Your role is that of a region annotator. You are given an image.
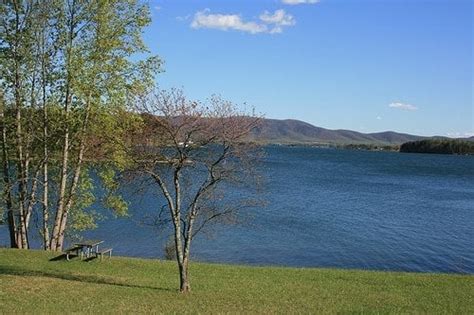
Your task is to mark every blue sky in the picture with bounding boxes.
[145,0,472,137]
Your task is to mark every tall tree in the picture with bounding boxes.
[0,0,39,249]
[133,89,261,293]
[0,0,160,250]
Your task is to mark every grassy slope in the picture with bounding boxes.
[0,249,472,314]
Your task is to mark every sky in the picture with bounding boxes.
[144,0,473,137]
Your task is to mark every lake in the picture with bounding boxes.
[1,146,473,273]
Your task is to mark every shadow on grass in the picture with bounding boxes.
[49,254,70,261]
[49,254,96,262]
[0,265,173,292]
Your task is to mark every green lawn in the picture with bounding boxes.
[0,249,472,314]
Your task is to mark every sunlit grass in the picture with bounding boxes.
[0,249,472,313]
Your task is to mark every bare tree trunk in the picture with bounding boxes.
[178,257,191,293]
[13,5,29,249]
[0,96,18,248]
[42,104,50,249]
[50,90,71,251]
[15,101,28,250]
[148,168,190,292]
[180,204,198,293]
[180,226,194,293]
[51,2,76,251]
[23,50,39,235]
[173,217,190,293]
[25,167,41,230]
[56,100,90,249]
[173,168,191,293]
[42,155,50,249]
[41,49,50,250]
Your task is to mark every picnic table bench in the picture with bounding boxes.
[96,248,113,261]
[65,245,83,261]
[74,240,104,259]
[63,240,112,261]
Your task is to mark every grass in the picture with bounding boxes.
[0,249,472,314]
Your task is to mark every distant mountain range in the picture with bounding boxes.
[249,118,473,145]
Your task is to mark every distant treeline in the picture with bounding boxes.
[338,143,399,152]
[400,139,474,155]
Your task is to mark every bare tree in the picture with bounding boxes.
[132,88,262,293]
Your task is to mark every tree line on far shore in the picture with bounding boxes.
[400,139,474,155]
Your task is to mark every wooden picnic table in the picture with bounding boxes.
[74,240,104,259]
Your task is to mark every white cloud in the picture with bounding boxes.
[389,102,418,111]
[376,116,382,120]
[260,9,295,26]
[153,5,161,11]
[190,9,295,34]
[282,0,320,5]
[191,9,266,34]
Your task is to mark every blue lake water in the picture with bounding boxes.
[1,146,473,273]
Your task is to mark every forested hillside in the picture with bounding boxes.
[400,139,474,155]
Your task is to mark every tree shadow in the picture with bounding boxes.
[0,265,173,292]
[50,254,105,262]
[49,254,70,261]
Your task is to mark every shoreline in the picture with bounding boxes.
[1,247,472,275]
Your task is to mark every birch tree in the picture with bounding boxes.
[48,0,160,251]
[0,0,41,248]
[0,0,160,250]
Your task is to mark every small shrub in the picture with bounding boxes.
[163,238,176,261]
